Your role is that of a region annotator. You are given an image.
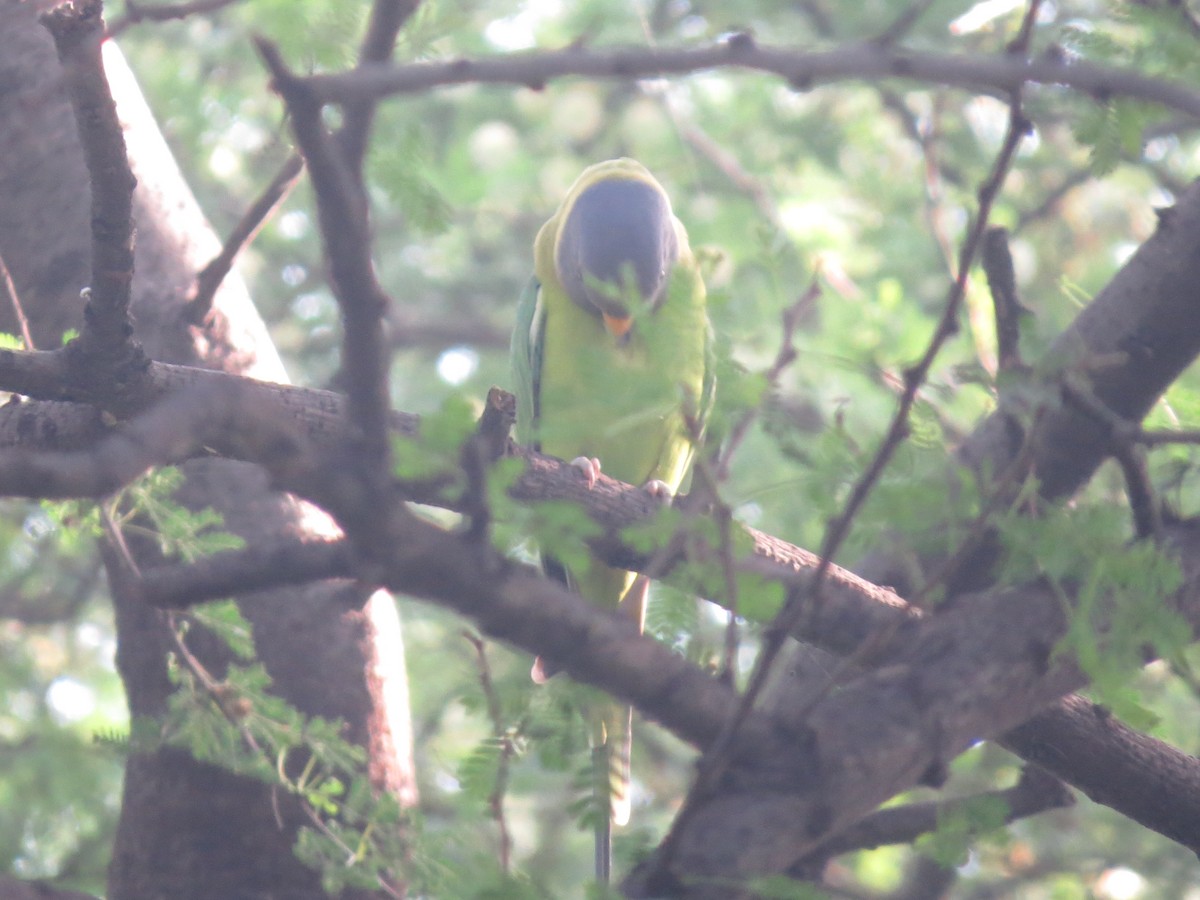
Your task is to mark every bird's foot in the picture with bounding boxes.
[642,479,674,503]
[570,456,602,488]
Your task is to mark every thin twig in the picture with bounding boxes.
[1134,427,1200,446]
[462,630,516,874]
[686,420,740,686]
[714,279,820,482]
[1013,167,1093,233]
[873,0,939,46]
[0,252,36,351]
[338,0,421,172]
[1112,441,1162,540]
[299,804,405,898]
[185,153,304,324]
[801,765,1073,862]
[908,408,1044,607]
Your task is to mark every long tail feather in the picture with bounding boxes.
[605,704,633,827]
[593,745,613,883]
[609,574,646,828]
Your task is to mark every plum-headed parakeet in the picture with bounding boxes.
[511,158,711,880]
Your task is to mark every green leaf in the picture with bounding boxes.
[918,794,1011,868]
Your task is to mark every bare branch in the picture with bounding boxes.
[184,153,304,324]
[1135,426,1200,446]
[958,184,1200,506]
[806,765,1073,861]
[713,281,819,482]
[305,40,1200,122]
[622,522,1200,894]
[106,0,243,37]
[257,38,394,485]
[1060,377,1164,539]
[873,0,939,46]
[138,538,354,608]
[339,0,421,171]
[462,630,516,874]
[0,252,36,350]
[0,379,310,500]
[41,1,147,390]
[1003,692,1200,851]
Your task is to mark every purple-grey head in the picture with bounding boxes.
[555,176,679,339]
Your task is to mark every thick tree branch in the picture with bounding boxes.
[623,522,1200,896]
[1001,691,1200,851]
[137,537,354,607]
[305,40,1200,121]
[0,380,310,500]
[42,1,148,396]
[959,183,1200,505]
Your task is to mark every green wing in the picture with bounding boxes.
[510,275,544,451]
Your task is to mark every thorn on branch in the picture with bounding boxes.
[1155,203,1178,232]
[724,30,756,54]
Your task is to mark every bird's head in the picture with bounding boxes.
[554,171,679,341]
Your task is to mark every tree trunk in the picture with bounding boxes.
[0,3,417,897]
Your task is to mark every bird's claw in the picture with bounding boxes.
[571,456,602,488]
[643,479,674,503]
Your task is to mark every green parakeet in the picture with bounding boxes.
[511,158,711,879]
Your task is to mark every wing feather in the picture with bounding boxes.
[511,276,545,450]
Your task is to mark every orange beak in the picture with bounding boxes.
[602,313,633,339]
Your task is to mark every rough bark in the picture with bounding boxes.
[0,3,415,897]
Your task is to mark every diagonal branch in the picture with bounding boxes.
[184,153,304,324]
[803,765,1074,862]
